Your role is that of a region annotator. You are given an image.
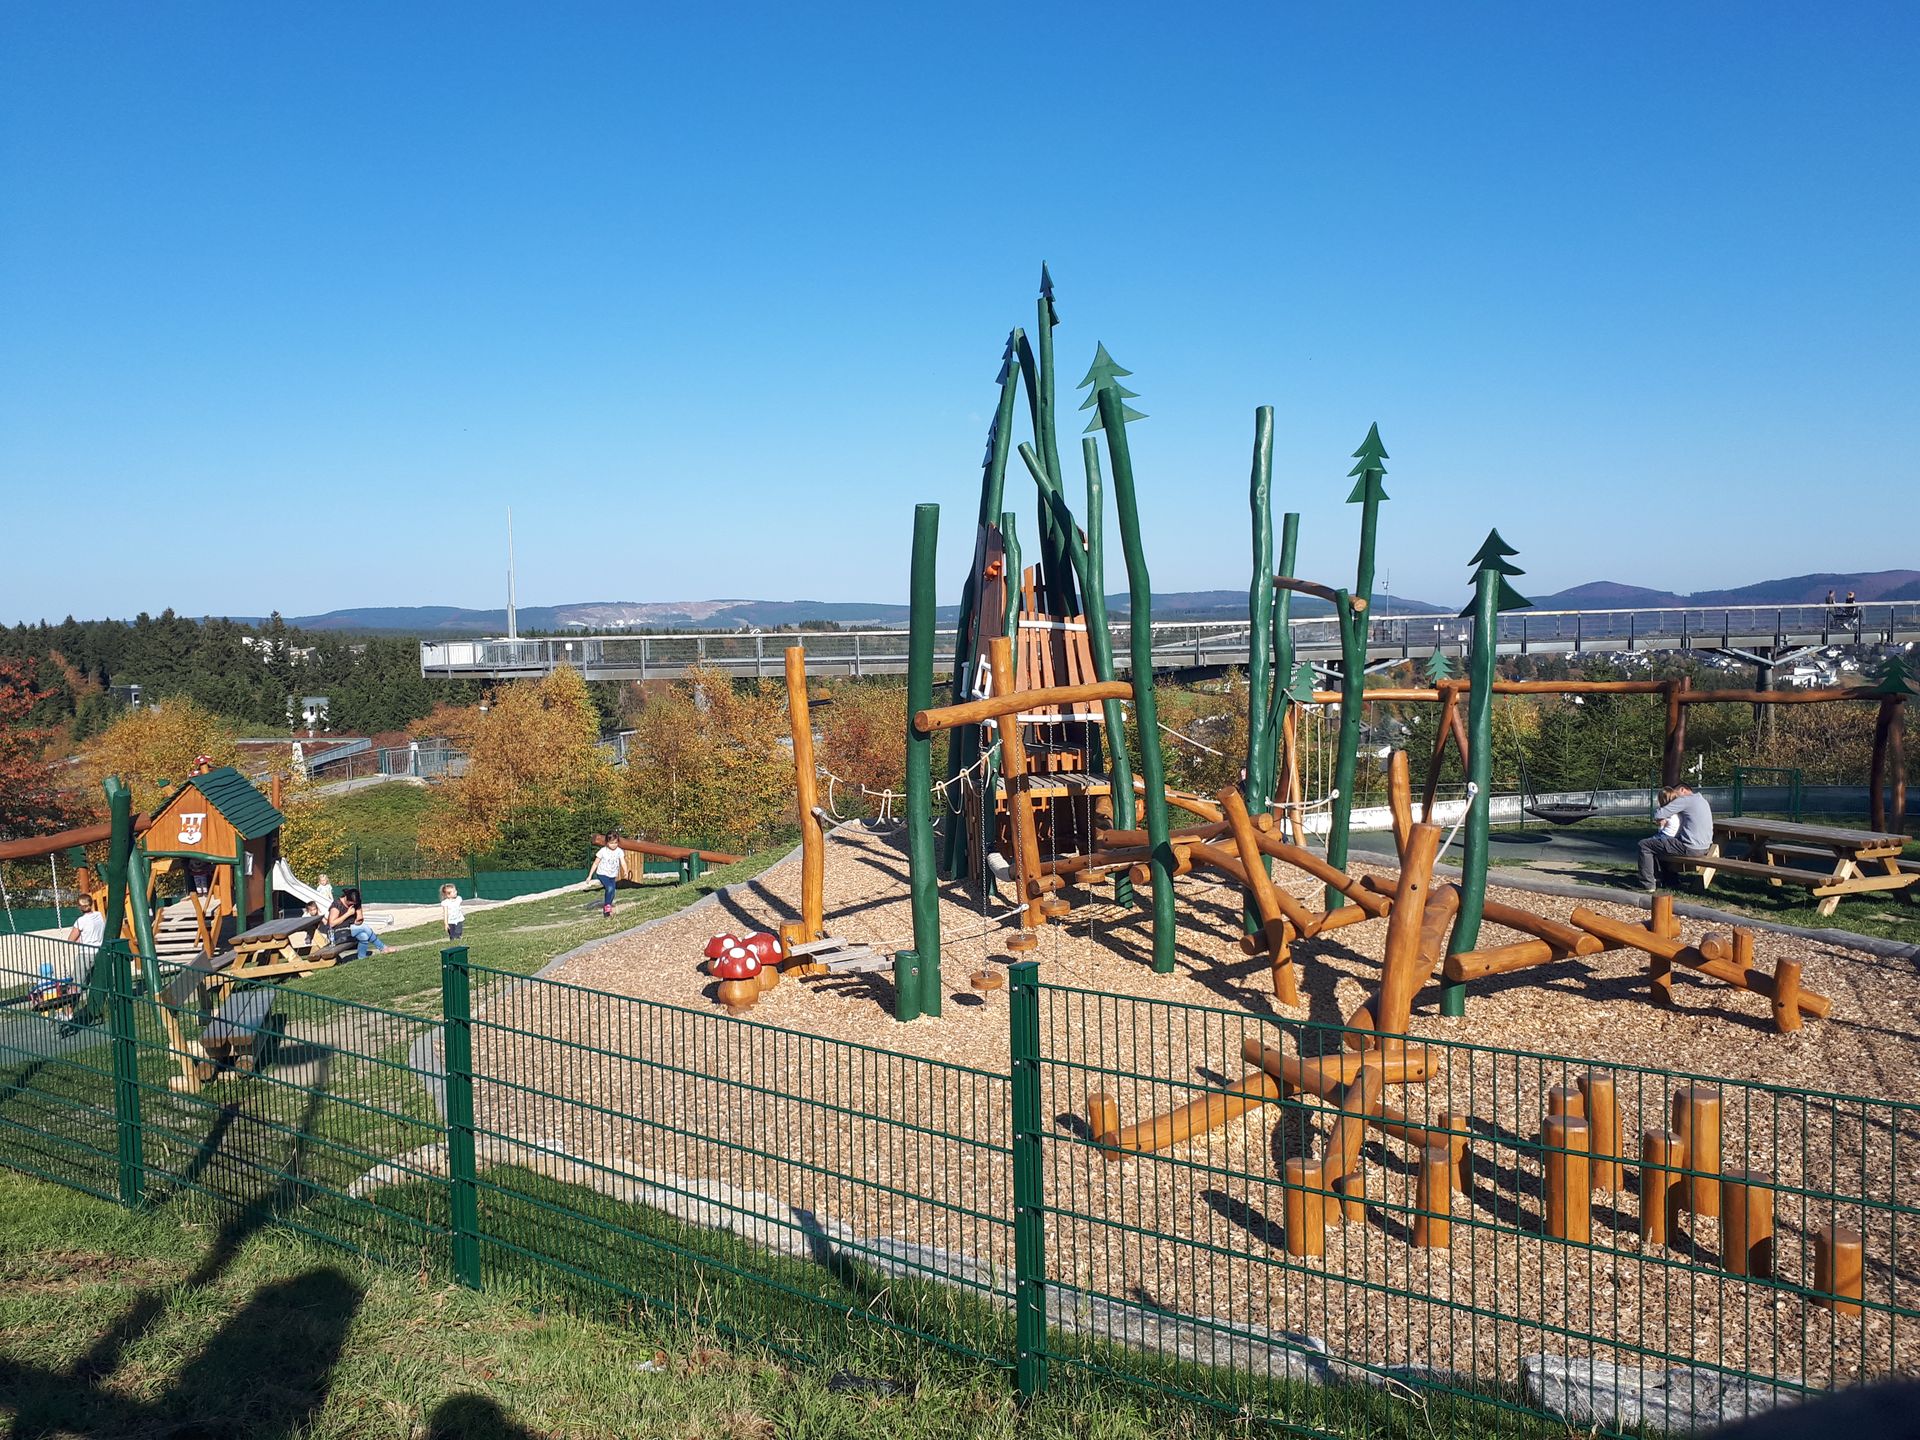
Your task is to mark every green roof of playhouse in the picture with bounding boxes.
[153,766,285,840]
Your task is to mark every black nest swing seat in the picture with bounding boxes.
[1517,762,1601,825]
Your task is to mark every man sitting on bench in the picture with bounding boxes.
[1639,784,1713,891]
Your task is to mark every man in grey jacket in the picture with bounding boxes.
[1638,784,1714,890]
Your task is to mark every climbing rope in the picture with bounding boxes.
[817,740,1002,825]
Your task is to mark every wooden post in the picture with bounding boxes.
[1720,1170,1774,1279]
[1577,1074,1623,1192]
[1421,685,1460,823]
[1771,955,1803,1035]
[1324,1062,1386,1185]
[1218,786,1304,1004]
[1096,382,1175,970]
[1649,892,1676,1005]
[269,774,284,811]
[1640,1130,1683,1245]
[1546,1084,1585,1123]
[1374,821,1443,1037]
[1386,749,1413,860]
[904,503,943,1017]
[1543,1114,1591,1243]
[1414,1144,1452,1249]
[1086,1092,1120,1150]
[782,647,825,953]
[1281,705,1304,845]
[1672,1086,1722,1217]
[1662,676,1691,788]
[1438,1109,1471,1194]
[1283,1157,1326,1257]
[1814,1224,1863,1315]
[1334,1172,1366,1224]
[990,634,1046,945]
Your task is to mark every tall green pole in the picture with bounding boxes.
[1244,408,1276,810]
[1267,512,1302,762]
[1441,529,1530,1017]
[1243,409,1276,932]
[1034,266,1074,616]
[941,333,1025,881]
[1326,425,1390,902]
[971,510,1022,903]
[1094,370,1173,973]
[75,776,134,1025]
[1081,438,1134,907]
[904,503,942,1019]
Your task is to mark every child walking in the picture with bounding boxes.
[440,883,465,941]
[588,833,623,917]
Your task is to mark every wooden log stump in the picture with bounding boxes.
[1334,1171,1366,1225]
[1414,1144,1452,1249]
[1672,1086,1722,1217]
[1640,1129,1683,1245]
[1544,1114,1592,1243]
[1771,951,1803,1035]
[1720,1170,1775,1279]
[1546,1084,1585,1123]
[1438,1109,1471,1194]
[1283,1158,1327,1257]
[1577,1074,1623,1193]
[1087,1092,1120,1152]
[1814,1224,1863,1315]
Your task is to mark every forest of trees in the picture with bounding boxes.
[0,612,480,739]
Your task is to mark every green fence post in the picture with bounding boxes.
[352,844,361,891]
[105,939,144,1209]
[1007,960,1048,1398]
[468,855,479,900]
[905,501,943,1019]
[441,945,482,1289]
[688,851,706,883]
[892,951,922,1024]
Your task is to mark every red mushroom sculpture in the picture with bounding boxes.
[741,931,781,991]
[712,943,763,1013]
[703,933,740,975]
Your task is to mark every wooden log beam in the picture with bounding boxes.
[1273,575,1367,612]
[1248,834,1390,917]
[1095,819,1231,849]
[1089,1069,1281,1159]
[1216,788,1316,980]
[614,837,745,865]
[988,635,1047,932]
[1386,750,1413,859]
[915,678,1135,733]
[1240,1037,1436,1093]
[1677,687,1876,706]
[1372,822,1443,1038]
[1130,777,1225,822]
[1477,898,1605,955]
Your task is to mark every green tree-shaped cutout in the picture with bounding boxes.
[1871,652,1919,698]
[1424,648,1458,683]
[1077,342,1146,433]
[1345,421,1390,505]
[1459,528,1531,616]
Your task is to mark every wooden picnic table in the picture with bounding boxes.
[1676,816,1916,916]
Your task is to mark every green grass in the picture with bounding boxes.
[307,780,444,861]
[0,1161,1559,1440]
[286,848,787,1012]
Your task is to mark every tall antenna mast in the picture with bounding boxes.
[506,508,518,640]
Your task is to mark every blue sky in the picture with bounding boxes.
[2,3,1914,624]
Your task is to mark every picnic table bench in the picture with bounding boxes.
[154,913,349,1092]
[1667,817,1917,916]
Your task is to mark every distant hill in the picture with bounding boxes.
[210,568,1916,635]
[1532,569,1920,610]
[281,589,1455,634]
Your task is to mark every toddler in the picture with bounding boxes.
[440,884,466,941]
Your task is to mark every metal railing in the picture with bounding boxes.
[2,943,1911,1434]
[420,603,1920,681]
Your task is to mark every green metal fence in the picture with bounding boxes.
[1,938,1912,1435]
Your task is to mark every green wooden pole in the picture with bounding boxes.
[1244,410,1277,807]
[1243,408,1276,931]
[941,334,1025,881]
[1035,267,1075,616]
[126,847,160,994]
[1081,438,1134,907]
[1325,592,1364,906]
[1442,530,1530,1017]
[1326,426,1389,904]
[1097,382,1174,972]
[904,502,942,1019]
[441,945,482,1287]
[1267,512,1301,766]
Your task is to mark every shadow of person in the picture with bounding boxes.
[425,1393,546,1439]
[159,1267,364,1440]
